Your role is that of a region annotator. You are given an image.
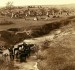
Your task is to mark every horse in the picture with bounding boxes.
[18,44,34,62]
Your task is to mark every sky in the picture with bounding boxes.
[0,0,75,7]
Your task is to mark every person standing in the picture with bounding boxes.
[2,48,10,65]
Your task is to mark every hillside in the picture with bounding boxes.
[37,17,75,70]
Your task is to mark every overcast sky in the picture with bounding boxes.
[0,0,75,7]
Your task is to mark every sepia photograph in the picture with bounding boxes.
[0,0,75,70]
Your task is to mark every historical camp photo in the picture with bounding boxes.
[0,0,75,70]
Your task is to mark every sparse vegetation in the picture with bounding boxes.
[37,21,75,70]
[38,34,75,70]
[0,20,14,25]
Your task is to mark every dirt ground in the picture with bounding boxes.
[0,54,39,70]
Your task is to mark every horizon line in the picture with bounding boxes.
[0,3,75,8]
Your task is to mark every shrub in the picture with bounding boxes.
[41,40,50,50]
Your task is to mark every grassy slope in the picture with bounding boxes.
[37,20,75,70]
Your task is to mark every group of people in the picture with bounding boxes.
[13,42,34,62]
[1,42,34,65]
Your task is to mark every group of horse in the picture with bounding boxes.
[13,43,35,62]
[1,42,37,63]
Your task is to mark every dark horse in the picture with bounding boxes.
[10,43,34,62]
[19,44,34,62]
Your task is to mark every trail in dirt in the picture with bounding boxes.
[24,29,61,44]
[14,56,39,70]
[24,29,75,45]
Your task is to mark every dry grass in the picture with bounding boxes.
[38,34,75,70]
[37,20,75,70]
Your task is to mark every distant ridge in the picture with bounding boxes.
[0,4,75,9]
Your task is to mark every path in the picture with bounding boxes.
[14,55,39,70]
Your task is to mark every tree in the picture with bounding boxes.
[6,1,14,10]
